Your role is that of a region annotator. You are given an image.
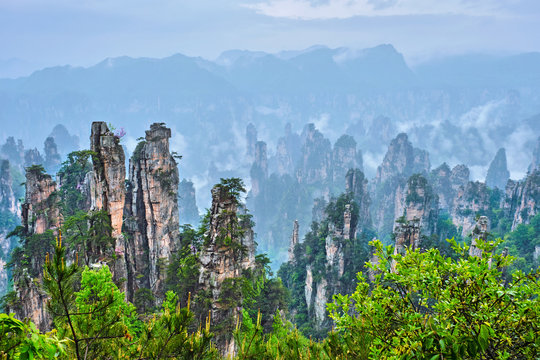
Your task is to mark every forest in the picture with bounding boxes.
[0,120,538,359]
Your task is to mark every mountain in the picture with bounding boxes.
[1,44,539,215]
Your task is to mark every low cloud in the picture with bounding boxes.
[245,0,501,20]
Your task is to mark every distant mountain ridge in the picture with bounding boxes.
[1,43,539,212]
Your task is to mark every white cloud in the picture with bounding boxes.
[245,0,502,20]
[170,130,188,155]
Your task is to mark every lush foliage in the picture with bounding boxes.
[278,192,372,337]
[56,151,95,217]
[0,313,66,359]
[328,239,540,359]
[61,210,114,266]
[39,233,218,360]
[502,212,540,273]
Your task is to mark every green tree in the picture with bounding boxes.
[56,150,95,217]
[61,210,114,266]
[42,233,138,360]
[128,291,218,360]
[0,313,66,359]
[328,239,540,359]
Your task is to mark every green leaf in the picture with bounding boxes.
[439,339,446,351]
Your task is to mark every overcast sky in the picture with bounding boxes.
[1,0,540,71]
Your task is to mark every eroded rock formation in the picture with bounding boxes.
[304,197,361,330]
[345,168,371,229]
[87,122,128,290]
[245,123,257,160]
[43,137,61,173]
[430,163,470,210]
[288,220,299,263]
[250,141,268,198]
[178,179,199,226]
[0,160,20,296]
[503,170,540,230]
[395,174,439,237]
[198,183,256,354]
[371,133,430,237]
[274,123,301,177]
[24,148,43,168]
[88,122,126,242]
[332,135,361,184]
[124,123,180,299]
[486,148,510,190]
[9,166,60,331]
[296,123,332,186]
[469,216,489,258]
[451,181,491,237]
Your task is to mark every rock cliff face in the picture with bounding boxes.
[245,123,257,160]
[11,166,60,331]
[87,122,128,290]
[297,123,332,186]
[392,219,421,270]
[395,174,439,237]
[0,160,19,217]
[345,169,371,229]
[430,163,470,210]
[198,184,256,354]
[503,170,540,230]
[88,122,126,242]
[486,148,510,190]
[451,181,491,237]
[24,148,43,168]
[332,135,361,185]
[22,167,60,235]
[178,179,200,226]
[371,133,430,237]
[469,216,489,258]
[275,137,294,176]
[250,141,268,198]
[124,123,180,299]
[302,198,361,330]
[43,137,61,173]
[274,123,301,176]
[1,137,24,166]
[7,122,184,327]
[288,220,299,263]
[0,160,20,296]
[374,133,429,185]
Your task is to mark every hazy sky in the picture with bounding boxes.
[1,0,540,70]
